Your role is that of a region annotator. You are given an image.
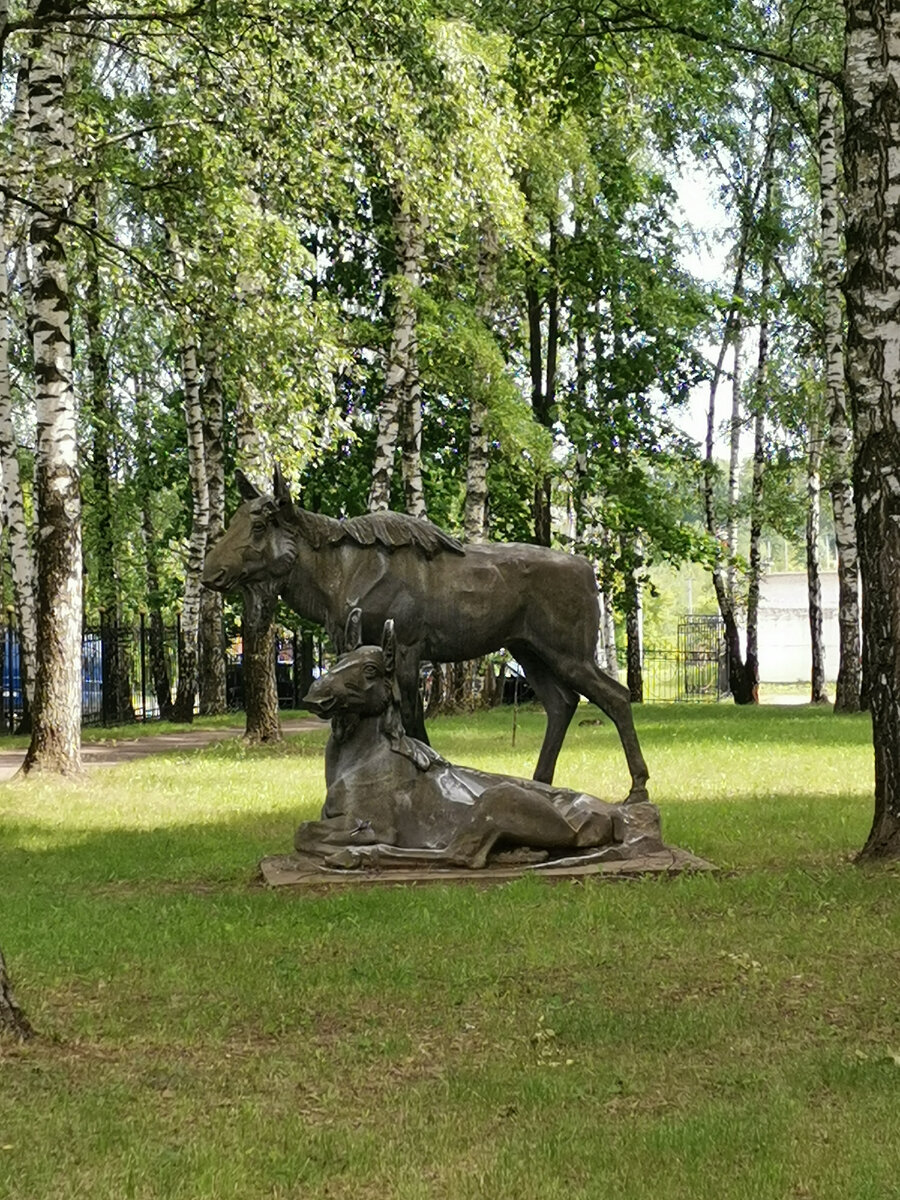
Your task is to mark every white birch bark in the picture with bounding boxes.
[725,330,743,605]
[235,378,268,491]
[806,402,828,704]
[464,220,499,543]
[369,187,423,513]
[199,333,226,715]
[818,78,861,714]
[169,234,209,722]
[843,1,900,856]
[0,228,36,715]
[21,14,82,774]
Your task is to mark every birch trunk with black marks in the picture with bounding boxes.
[705,117,777,705]
[843,2,900,858]
[725,329,744,606]
[369,188,423,514]
[705,252,754,704]
[464,220,499,544]
[807,401,829,704]
[198,333,226,715]
[527,213,559,548]
[745,217,773,703]
[235,378,268,490]
[170,239,209,723]
[0,227,36,723]
[818,78,862,714]
[21,13,82,775]
[401,357,426,518]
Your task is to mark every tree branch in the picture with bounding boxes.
[0,184,176,294]
[536,5,841,87]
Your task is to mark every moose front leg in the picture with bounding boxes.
[396,648,430,745]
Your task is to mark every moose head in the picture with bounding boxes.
[202,465,297,593]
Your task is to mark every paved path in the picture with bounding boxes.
[0,718,322,782]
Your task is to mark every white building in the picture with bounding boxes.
[757,571,842,683]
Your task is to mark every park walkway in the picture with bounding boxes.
[0,718,321,782]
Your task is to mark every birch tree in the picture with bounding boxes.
[169,235,208,724]
[817,78,861,713]
[843,0,900,859]
[21,8,82,775]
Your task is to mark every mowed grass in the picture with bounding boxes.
[2,703,898,1200]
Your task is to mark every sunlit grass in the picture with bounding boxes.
[2,702,895,1200]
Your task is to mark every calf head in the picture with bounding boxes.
[202,466,297,593]
[304,612,400,720]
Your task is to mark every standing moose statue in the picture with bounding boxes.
[202,466,649,800]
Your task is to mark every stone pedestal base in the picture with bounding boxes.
[258,845,716,891]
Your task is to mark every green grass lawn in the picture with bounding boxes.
[2,703,897,1200]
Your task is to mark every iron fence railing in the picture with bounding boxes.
[0,614,730,731]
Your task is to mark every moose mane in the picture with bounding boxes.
[285,506,465,559]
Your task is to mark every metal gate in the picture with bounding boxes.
[677,615,730,701]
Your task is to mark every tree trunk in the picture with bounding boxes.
[624,567,643,704]
[807,404,829,704]
[21,15,83,776]
[170,238,209,724]
[725,328,744,605]
[400,361,426,518]
[843,2,900,858]
[704,114,777,705]
[818,78,862,714]
[198,333,227,715]
[0,945,33,1042]
[528,213,559,547]
[464,220,499,543]
[745,212,773,704]
[242,584,281,744]
[369,187,423,513]
[0,226,36,722]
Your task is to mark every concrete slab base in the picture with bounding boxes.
[258,846,717,891]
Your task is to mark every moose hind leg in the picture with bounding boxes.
[509,643,578,785]
[556,658,649,803]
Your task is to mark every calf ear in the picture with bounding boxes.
[236,469,261,501]
[273,464,292,507]
[344,607,363,652]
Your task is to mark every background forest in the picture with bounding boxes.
[0,0,862,751]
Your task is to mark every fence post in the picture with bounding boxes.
[292,629,299,709]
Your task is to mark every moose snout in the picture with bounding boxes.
[201,563,228,590]
[302,679,338,717]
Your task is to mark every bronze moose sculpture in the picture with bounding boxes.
[202,466,649,800]
[294,612,662,871]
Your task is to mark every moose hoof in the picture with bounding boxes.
[624,787,650,806]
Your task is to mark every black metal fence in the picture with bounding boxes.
[0,613,730,731]
[0,619,324,731]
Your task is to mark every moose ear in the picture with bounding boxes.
[381,619,396,675]
[273,464,292,507]
[344,607,363,652]
[236,469,261,502]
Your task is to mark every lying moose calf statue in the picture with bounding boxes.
[295,611,663,872]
